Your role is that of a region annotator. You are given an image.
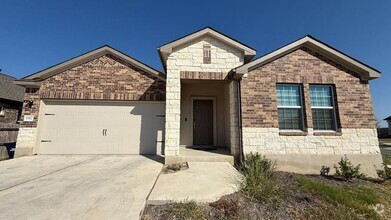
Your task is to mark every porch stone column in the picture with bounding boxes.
[164,65,181,156]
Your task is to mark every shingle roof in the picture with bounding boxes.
[0,73,25,102]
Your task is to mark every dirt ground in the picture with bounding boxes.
[142,172,391,220]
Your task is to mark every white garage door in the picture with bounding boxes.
[38,101,165,155]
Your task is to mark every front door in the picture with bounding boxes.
[193,100,213,145]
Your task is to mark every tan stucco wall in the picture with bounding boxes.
[165,36,245,156]
[180,82,229,147]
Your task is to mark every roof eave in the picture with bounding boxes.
[14,80,42,88]
[234,36,380,81]
[22,45,166,82]
[157,27,257,70]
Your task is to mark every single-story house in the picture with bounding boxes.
[14,27,382,175]
[0,73,25,159]
[384,116,391,137]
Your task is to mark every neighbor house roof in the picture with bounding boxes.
[233,35,381,80]
[384,116,391,121]
[0,73,25,102]
[157,26,257,71]
[14,45,166,87]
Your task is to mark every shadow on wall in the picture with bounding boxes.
[130,81,166,156]
[130,105,165,155]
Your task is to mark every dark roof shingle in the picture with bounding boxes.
[0,73,25,102]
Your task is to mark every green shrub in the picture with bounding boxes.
[376,158,391,180]
[334,155,365,180]
[238,153,279,203]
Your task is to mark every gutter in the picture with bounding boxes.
[229,69,244,164]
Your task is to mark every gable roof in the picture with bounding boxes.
[233,35,381,80]
[15,45,166,87]
[157,27,257,70]
[0,73,25,102]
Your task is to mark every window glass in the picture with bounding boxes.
[310,86,332,107]
[277,84,303,130]
[277,85,301,106]
[309,85,336,130]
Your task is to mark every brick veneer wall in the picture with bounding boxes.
[19,54,166,129]
[241,46,376,129]
[19,88,40,128]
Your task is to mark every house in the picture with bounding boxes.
[14,27,382,175]
[0,73,25,159]
[385,116,391,137]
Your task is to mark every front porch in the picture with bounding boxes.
[165,146,234,165]
[165,79,238,164]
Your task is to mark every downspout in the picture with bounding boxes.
[235,76,244,164]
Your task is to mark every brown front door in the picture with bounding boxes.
[193,100,214,145]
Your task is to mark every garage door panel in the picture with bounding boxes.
[38,101,165,155]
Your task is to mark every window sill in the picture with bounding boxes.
[313,131,342,136]
[279,131,308,136]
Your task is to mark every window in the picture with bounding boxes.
[309,85,337,130]
[203,44,211,64]
[276,84,304,130]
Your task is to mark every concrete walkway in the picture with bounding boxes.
[148,162,241,204]
[0,155,162,220]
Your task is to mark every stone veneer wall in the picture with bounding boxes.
[15,54,166,157]
[239,46,381,175]
[242,128,379,155]
[165,36,244,156]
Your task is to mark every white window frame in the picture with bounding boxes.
[276,84,305,131]
[309,85,338,131]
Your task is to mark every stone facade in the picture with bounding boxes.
[242,128,379,155]
[16,54,166,156]
[165,36,244,156]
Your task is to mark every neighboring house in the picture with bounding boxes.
[14,27,382,175]
[385,116,391,136]
[0,73,25,159]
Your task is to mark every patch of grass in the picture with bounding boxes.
[297,176,381,219]
[164,201,206,220]
[304,203,362,220]
[379,138,391,145]
[238,153,279,203]
[383,157,391,165]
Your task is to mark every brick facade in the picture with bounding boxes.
[19,88,40,128]
[0,104,20,124]
[241,46,376,129]
[19,54,166,129]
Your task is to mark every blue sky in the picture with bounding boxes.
[1,0,390,126]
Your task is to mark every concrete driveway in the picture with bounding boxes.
[0,155,163,220]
